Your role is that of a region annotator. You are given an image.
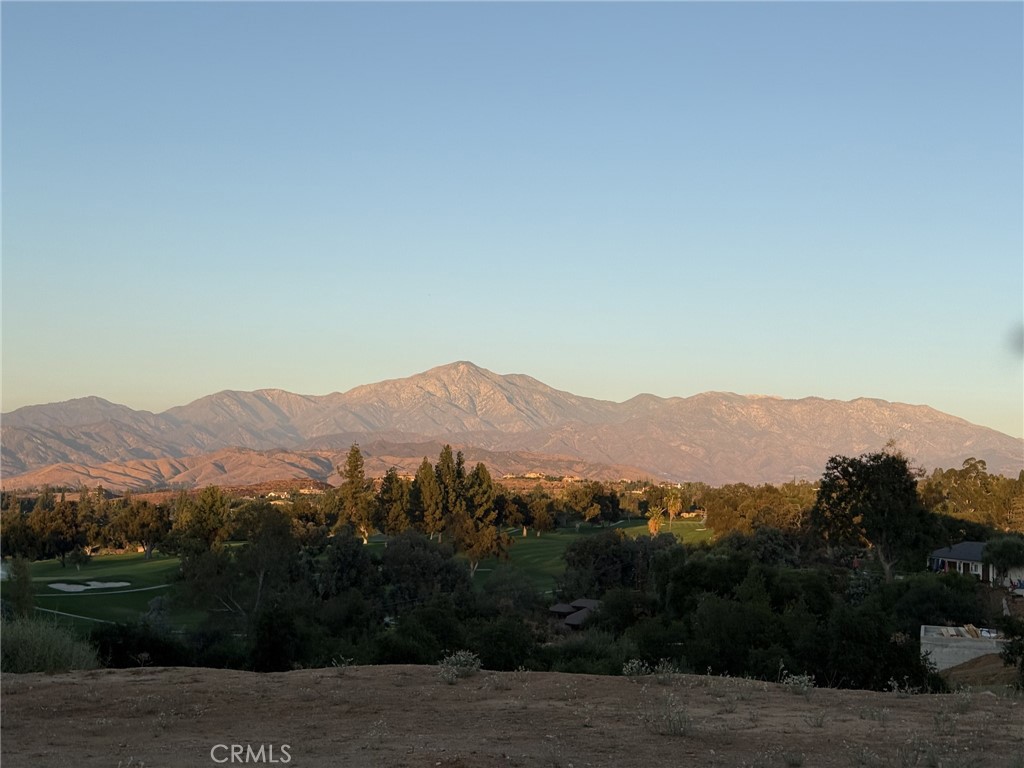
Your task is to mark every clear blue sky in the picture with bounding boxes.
[3,2,1022,438]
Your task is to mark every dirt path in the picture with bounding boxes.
[2,665,1022,767]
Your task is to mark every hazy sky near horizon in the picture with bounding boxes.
[2,2,1022,438]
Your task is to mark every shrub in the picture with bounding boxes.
[781,671,815,696]
[468,616,537,671]
[6,557,35,617]
[653,658,681,684]
[90,621,190,667]
[373,623,441,666]
[544,629,630,675]
[622,658,652,677]
[437,650,481,683]
[637,692,692,736]
[249,606,301,672]
[1,617,99,673]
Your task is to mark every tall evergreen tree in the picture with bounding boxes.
[172,486,231,555]
[434,445,466,544]
[456,462,510,577]
[412,457,444,541]
[337,444,377,544]
[378,467,413,535]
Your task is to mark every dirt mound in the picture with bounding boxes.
[2,665,1023,767]
[942,652,1020,688]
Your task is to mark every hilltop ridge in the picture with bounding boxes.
[2,361,1021,490]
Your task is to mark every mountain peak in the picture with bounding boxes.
[3,365,1022,488]
[424,360,491,378]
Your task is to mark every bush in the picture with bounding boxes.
[544,629,629,675]
[480,566,543,615]
[591,588,656,634]
[373,623,441,665]
[1,617,99,673]
[626,617,687,667]
[189,626,249,669]
[781,671,816,696]
[437,650,481,684]
[622,658,652,677]
[999,615,1024,687]
[637,692,692,736]
[90,621,190,667]
[6,557,35,617]
[468,616,538,671]
[249,606,301,672]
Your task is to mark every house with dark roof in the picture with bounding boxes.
[929,541,990,582]
[928,541,1024,594]
[549,598,602,629]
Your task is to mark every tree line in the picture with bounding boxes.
[2,448,1021,577]
[4,445,1024,686]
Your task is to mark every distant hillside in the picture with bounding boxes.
[2,361,1021,489]
[2,442,655,493]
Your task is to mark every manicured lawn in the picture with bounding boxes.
[1,519,714,629]
[29,552,179,588]
[474,518,714,592]
[2,553,182,630]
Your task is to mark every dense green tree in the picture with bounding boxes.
[662,547,753,618]
[434,445,466,543]
[7,557,35,617]
[494,491,529,537]
[1,496,38,560]
[810,451,933,581]
[455,463,511,577]
[824,599,941,691]
[171,486,232,556]
[112,498,171,559]
[377,468,413,535]
[286,495,331,548]
[411,457,444,541]
[178,504,306,638]
[468,615,538,671]
[560,529,674,597]
[561,481,621,525]
[72,487,112,549]
[378,531,472,614]
[919,460,1024,533]
[235,505,304,618]
[528,496,555,536]
[317,528,381,599]
[702,482,815,537]
[686,571,778,676]
[983,535,1024,583]
[28,491,86,567]
[336,444,378,543]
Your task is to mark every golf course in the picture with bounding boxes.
[4,519,713,631]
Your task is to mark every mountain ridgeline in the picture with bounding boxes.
[2,362,1021,491]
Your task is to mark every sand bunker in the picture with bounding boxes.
[48,581,130,592]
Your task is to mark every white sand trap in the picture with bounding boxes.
[48,581,130,592]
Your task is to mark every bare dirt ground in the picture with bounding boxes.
[2,665,1022,768]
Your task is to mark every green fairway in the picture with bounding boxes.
[474,519,714,593]
[2,553,181,630]
[1,520,713,630]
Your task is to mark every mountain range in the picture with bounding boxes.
[1,361,1021,491]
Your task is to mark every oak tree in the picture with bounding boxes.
[811,451,932,581]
